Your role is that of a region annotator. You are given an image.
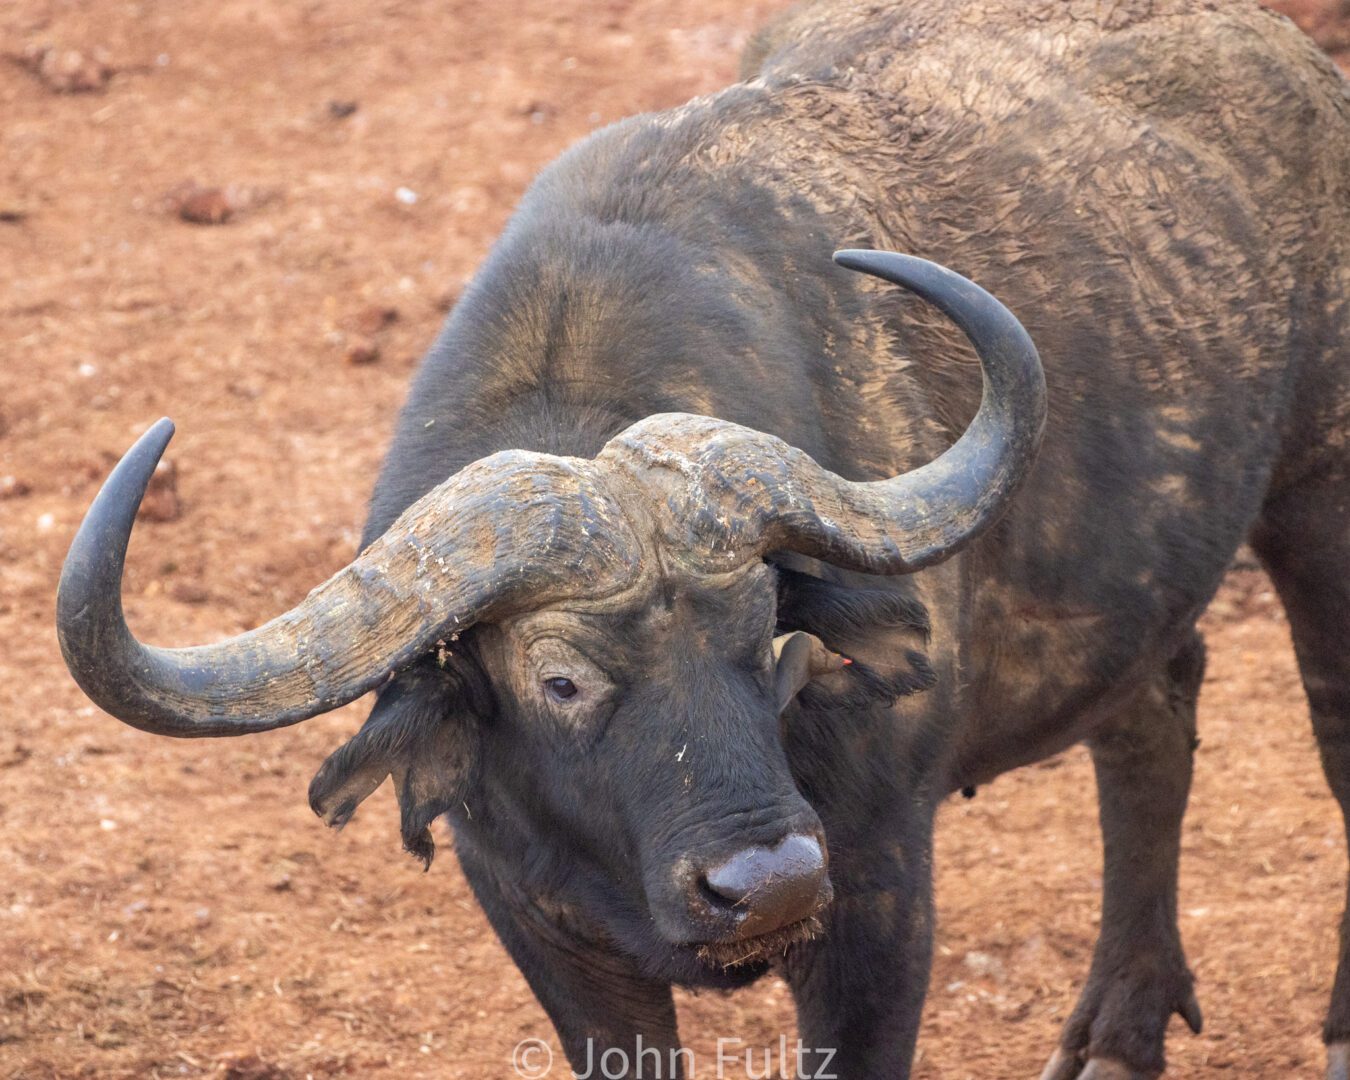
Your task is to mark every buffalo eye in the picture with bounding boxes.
[543,676,578,702]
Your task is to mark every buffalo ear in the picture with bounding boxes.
[772,632,848,713]
[773,563,936,711]
[308,656,483,869]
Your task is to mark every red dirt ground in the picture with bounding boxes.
[2,2,1348,1077]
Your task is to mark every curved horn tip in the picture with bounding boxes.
[832,249,960,288]
[139,416,177,455]
[832,247,877,268]
[61,416,177,569]
[60,414,176,548]
[56,417,177,681]
[101,417,178,489]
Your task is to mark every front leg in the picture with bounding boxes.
[1040,632,1205,1080]
[784,814,935,1079]
[458,848,684,1080]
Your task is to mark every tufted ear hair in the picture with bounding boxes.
[308,654,485,869]
[774,563,936,712]
[772,632,849,713]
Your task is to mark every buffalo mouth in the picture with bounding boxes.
[694,912,825,970]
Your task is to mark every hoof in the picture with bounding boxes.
[1329,1042,1350,1080]
[1040,1048,1159,1080]
[1045,962,1199,1078]
[1040,1048,1082,1080]
[1078,1062,1157,1080]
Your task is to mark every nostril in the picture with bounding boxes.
[698,834,827,935]
[699,873,742,911]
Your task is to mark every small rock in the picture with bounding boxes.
[137,459,181,522]
[352,305,399,336]
[36,512,55,533]
[518,99,556,124]
[345,336,381,365]
[268,873,292,892]
[221,1055,289,1080]
[0,203,28,224]
[436,286,461,313]
[23,45,115,93]
[171,184,233,225]
[963,950,1005,980]
[169,581,209,605]
[226,381,263,400]
[165,182,277,225]
[0,476,31,500]
[327,99,358,119]
[394,186,419,206]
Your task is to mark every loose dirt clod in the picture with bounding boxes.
[18,44,115,93]
[164,182,278,225]
[352,305,400,336]
[220,1055,293,1080]
[168,581,209,605]
[168,184,234,225]
[0,475,32,499]
[345,336,382,365]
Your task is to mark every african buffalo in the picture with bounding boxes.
[57,0,1349,1076]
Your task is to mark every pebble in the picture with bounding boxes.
[24,45,115,93]
[169,581,209,605]
[345,336,381,365]
[0,476,31,500]
[352,305,399,336]
[173,185,233,225]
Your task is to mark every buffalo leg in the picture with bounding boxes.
[1042,632,1205,1080]
[1252,478,1350,1080]
[458,849,685,1080]
[783,814,935,1079]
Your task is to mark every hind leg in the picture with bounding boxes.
[1251,476,1350,1080]
[1041,631,1205,1080]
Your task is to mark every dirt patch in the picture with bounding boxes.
[1,1,1347,1077]
[1270,0,1350,67]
